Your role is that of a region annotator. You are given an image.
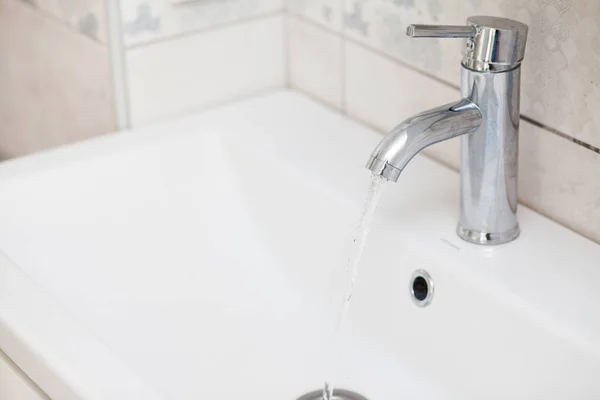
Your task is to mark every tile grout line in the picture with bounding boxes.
[339,0,347,114]
[16,0,105,46]
[283,4,291,88]
[340,34,347,114]
[288,12,600,156]
[106,0,131,130]
[126,10,283,50]
[521,115,600,154]
[292,84,389,138]
[290,13,460,89]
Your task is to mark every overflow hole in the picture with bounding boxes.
[410,270,434,307]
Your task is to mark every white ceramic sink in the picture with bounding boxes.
[0,91,599,400]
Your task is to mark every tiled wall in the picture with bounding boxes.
[286,0,600,244]
[0,0,116,159]
[0,0,287,156]
[3,0,598,244]
[119,0,285,126]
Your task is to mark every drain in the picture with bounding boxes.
[410,269,434,307]
[296,389,369,400]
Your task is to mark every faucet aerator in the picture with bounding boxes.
[366,156,401,182]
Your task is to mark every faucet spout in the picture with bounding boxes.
[366,99,481,182]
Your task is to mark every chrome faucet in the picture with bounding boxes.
[367,16,528,245]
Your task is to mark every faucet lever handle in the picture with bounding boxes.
[406,24,476,38]
[406,17,528,72]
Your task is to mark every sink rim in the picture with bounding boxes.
[0,90,599,399]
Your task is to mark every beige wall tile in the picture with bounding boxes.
[341,0,600,149]
[344,39,461,168]
[23,0,109,43]
[501,0,600,149]
[0,0,115,159]
[121,0,284,47]
[343,40,600,243]
[520,121,600,243]
[126,15,285,126]
[344,40,458,131]
[287,0,343,31]
[342,0,473,87]
[288,16,343,108]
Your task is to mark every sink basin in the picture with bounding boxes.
[0,90,599,399]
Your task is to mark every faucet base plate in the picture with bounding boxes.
[457,224,520,245]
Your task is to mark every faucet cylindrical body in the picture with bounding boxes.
[457,66,521,245]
